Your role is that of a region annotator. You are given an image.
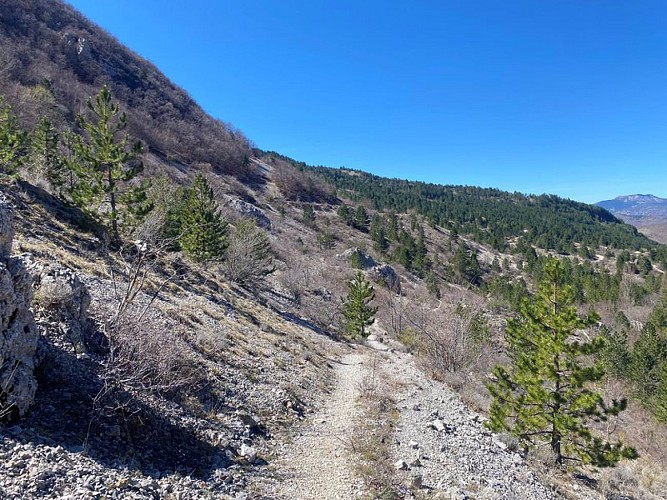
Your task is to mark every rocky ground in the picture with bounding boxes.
[242,331,601,500]
[247,351,368,499]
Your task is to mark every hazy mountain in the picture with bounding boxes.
[596,194,667,244]
[597,194,667,219]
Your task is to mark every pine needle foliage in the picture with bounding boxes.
[178,173,228,262]
[70,85,146,243]
[487,259,637,467]
[222,218,274,285]
[30,117,66,196]
[341,271,378,340]
[0,96,27,175]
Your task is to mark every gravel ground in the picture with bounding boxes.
[247,350,368,499]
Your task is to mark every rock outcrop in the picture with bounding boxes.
[32,263,91,354]
[227,199,272,230]
[337,248,377,269]
[370,264,401,294]
[0,193,39,417]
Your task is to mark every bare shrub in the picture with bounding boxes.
[96,240,200,398]
[272,159,336,203]
[396,287,489,376]
[221,218,274,286]
[196,323,230,355]
[104,312,202,394]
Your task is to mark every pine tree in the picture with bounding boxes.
[628,322,667,401]
[370,214,388,253]
[302,204,315,225]
[179,174,228,262]
[30,118,66,196]
[0,96,27,175]
[487,259,637,467]
[354,205,370,232]
[653,362,667,423]
[71,85,145,243]
[341,271,378,339]
[337,204,353,226]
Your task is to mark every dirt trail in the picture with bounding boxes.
[255,349,368,499]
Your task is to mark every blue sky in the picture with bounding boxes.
[65,1,667,203]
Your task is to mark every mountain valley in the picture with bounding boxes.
[1,2,667,499]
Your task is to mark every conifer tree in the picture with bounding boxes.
[487,259,637,467]
[341,271,378,339]
[71,85,145,243]
[354,205,370,232]
[0,96,27,175]
[30,117,66,196]
[179,174,227,262]
[302,204,315,225]
[222,218,274,285]
[386,211,399,241]
[628,322,667,401]
[370,214,388,253]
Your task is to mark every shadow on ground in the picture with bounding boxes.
[20,339,232,478]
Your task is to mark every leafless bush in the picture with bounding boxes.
[103,312,202,394]
[397,288,489,376]
[272,159,336,203]
[97,240,200,398]
[196,323,230,355]
[221,218,274,287]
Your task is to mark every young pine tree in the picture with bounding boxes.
[487,259,637,467]
[341,271,378,340]
[179,174,228,262]
[30,118,67,196]
[370,214,388,254]
[71,85,145,243]
[0,96,27,175]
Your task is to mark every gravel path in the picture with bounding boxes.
[251,350,368,499]
[249,334,600,500]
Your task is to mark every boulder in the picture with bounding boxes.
[226,199,272,230]
[337,248,377,269]
[0,194,39,417]
[370,264,401,293]
[32,262,91,354]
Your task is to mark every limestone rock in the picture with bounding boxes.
[370,264,401,293]
[337,248,377,269]
[227,199,272,230]
[0,195,39,417]
[394,459,409,471]
[32,262,91,353]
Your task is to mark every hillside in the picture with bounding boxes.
[0,0,253,181]
[2,1,667,500]
[306,164,655,253]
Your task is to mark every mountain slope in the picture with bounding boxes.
[304,163,655,252]
[0,0,253,179]
[1,2,666,499]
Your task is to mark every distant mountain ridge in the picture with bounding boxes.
[597,194,667,219]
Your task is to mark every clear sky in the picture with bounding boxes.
[64,0,667,204]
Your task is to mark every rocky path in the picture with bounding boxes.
[249,333,602,500]
[249,350,368,499]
